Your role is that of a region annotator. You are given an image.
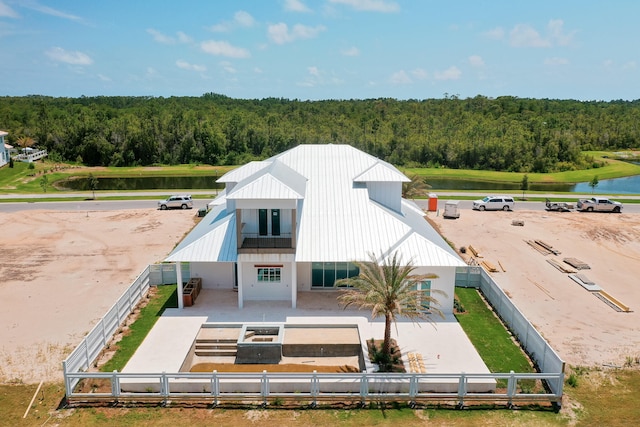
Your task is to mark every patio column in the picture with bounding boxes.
[237,262,244,309]
[176,262,184,309]
[291,261,297,309]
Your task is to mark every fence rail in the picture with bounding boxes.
[62,263,565,408]
[64,370,563,408]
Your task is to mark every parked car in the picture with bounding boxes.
[472,195,515,211]
[158,195,193,210]
[576,197,622,213]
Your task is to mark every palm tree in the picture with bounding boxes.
[335,252,445,369]
[15,136,35,153]
[402,173,431,200]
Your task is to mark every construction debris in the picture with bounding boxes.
[525,240,553,255]
[498,260,506,272]
[594,290,632,313]
[535,240,561,255]
[564,257,590,270]
[468,245,482,258]
[568,273,602,291]
[547,258,576,273]
[481,260,499,272]
[511,219,525,226]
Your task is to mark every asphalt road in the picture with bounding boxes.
[1,195,638,213]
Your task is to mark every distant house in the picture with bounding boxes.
[165,144,466,310]
[0,131,10,167]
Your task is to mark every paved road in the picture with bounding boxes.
[1,192,638,213]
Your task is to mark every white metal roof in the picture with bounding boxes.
[166,144,464,267]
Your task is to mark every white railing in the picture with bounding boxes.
[64,370,563,408]
[12,149,48,162]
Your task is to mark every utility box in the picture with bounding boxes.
[427,193,438,212]
[443,200,460,219]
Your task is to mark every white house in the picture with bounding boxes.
[165,144,466,312]
[0,131,10,167]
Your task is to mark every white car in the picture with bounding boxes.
[472,195,515,211]
[158,195,193,210]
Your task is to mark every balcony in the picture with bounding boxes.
[239,233,294,253]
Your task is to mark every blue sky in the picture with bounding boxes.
[1,0,638,101]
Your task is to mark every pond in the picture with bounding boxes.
[56,175,225,191]
[57,174,640,194]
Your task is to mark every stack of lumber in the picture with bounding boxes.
[481,260,499,272]
[564,257,590,270]
[547,258,576,273]
[535,240,561,255]
[525,240,552,255]
[468,245,482,258]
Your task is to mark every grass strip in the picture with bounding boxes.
[454,287,534,386]
[100,284,177,372]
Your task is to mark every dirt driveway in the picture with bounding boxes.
[431,209,640,368]
[0,208,197,383]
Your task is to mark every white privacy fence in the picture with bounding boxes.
[62,264,564,407]
[455,266,566,395]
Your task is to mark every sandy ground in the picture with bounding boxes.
[0,208,197,384]
[1,205,638,384]
[430,209,640,368]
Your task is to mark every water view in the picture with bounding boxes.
[57,174,640,194]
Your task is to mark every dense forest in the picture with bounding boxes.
[1,94,639,172]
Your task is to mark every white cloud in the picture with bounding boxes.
[0,1,19,18]
[284,0,311,12]
[201,40,251,58]
[390,70,411,84]
[177,31,193,44]
[510,24,549,48]
[234,11,255,27]
[468,55,485,67]
[268,22,325,44]
[221,61,237,73]
[176,60,207,72]
[45,47,93,65]
[308,66,320,77]
[341,46,360,56]
[544,57,569,66]
[484,27,505,40]
[434,66,461,80]
[210,10,255,32]
[329,0,399,12]
[147,29,192,45]
[507,20,575,48]
[623,61,637,70]
[254,67,263,74]
[410,68,428,80]
[97,74,111,81]
[21,1,82,22]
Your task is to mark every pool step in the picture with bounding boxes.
[194,340,237,357]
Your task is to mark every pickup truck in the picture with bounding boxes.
[576,197,622,213]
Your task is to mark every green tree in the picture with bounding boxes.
[520,174,529,200]
[589,175,599,193]
[402,174,431,200]
[88,173,99,199]
[335,252,444,371]
[39,174,48,193]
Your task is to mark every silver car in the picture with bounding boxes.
[158,195,193,210]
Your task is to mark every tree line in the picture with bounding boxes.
[1,93,639,172]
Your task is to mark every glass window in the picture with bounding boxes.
[312,262,360,288]
[257,267,281,283]
[312,262,324,287]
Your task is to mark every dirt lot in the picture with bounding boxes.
[0,206,638,385]
[0,208,197,384]
[431,209,640,368]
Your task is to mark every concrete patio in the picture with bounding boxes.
[123,289,492,384]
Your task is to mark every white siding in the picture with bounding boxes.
[190,262,235,289]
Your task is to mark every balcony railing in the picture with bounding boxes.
[240,233,293,249]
